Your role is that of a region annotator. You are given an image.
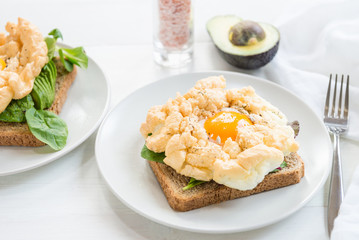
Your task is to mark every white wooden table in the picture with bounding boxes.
[1,0,359,239]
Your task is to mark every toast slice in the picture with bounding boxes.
[0,58,77,147]
[149,152,304,212]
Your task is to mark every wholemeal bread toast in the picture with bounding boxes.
[149,152,304,212]
[0,58,77,147]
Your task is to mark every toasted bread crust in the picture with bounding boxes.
[149,152,304,211]
[0,59,77,147]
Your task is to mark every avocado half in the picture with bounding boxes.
[207,15,280,69]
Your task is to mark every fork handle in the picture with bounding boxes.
[327,133,344,236]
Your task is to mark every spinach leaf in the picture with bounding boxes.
[48,28,63,41]
[25,107,68,150]
[0,95,34,122]
[288,120,300,138]
[59,47,88,71]
[141,144,165,163]
[45,28,88,72]
[140,142,207,191]
[45,37,56,59]
[58,48,74,72]
[270,161,287,173]
[183,178,206,191]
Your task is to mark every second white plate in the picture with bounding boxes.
[0,55,110,176]
[95,71,331,233]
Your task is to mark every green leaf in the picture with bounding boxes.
[61,47,88,69]
[288,120,300,138]
[48,28,63,41]
[45,28,88,71]
[25,107,68,151]
[0,95,34,122]
[58,48,74,72]
[270,161,287,173]
[140,142,207,191]
[45,37,56,59]
[183,178,206,191]
[279,161,287,169]
[141,144,165,163]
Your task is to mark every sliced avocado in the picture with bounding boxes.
[31,60,57,110]
[207,15,280,69]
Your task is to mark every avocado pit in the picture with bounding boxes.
[229,21,266,47]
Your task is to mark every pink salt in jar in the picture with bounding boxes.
[153,0,193,67]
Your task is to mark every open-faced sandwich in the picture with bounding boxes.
[140,76,304,211]
[0,18,88,150]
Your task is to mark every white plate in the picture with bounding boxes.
[95,71,331,233]
[0,53,110,176]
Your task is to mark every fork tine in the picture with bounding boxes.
[338,75,344,117]
[324,74,332,117]
[344,75,349,119]
[331,74,338,117]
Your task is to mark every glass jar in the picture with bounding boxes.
[153,0,193,67]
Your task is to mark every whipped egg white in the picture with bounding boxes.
[140,76,299,190]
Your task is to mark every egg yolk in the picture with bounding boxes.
[0,59,5,71]
[204,111,253,143]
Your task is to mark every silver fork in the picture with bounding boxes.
[324,74,350,236]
